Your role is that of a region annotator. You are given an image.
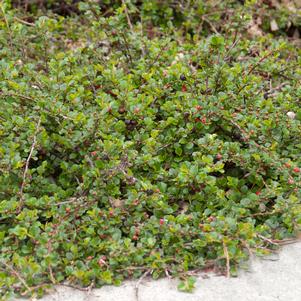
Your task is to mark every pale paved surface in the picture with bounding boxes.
[15,242,301,301]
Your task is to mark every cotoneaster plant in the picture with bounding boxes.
[0,1,301,299]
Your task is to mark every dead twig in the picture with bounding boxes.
[53,196,86,206]
[257,234,279,246]
[135,269,151,301]
[223,241,230,278]
[270,238,301,245]
[14,16,35,26]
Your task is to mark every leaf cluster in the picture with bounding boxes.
[0,1,301,298]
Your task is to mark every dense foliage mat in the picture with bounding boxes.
[0,0,301,299]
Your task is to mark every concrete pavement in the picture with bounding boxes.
[14,242,301,301]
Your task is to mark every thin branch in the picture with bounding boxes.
[21,283,49,296]
[247,49,278,76]
[116,266,149,272]
[53,197,84,206]
[61,282,94,292]
[257,234,279,246]
[122,0,133,31]
[48,265,56,284]
[135,269,151,301]
[19,117,41,210]
[0,91,35,102]
[202,16,219,34]
[272,238,300,245]
[14,16,35,26]
[241,240,254,259]
[228,119,250,142]
[251,209,281,217]
[223,241,230,278]
[120,32,133,65]
[0,261,30,292]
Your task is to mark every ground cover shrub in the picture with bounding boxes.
[9,0,301,39]
[0,0,301,299]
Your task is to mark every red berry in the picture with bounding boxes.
[160,218,164,225]
[132,235,138,241]
[255,191,261,196]
[118,106,126,114]
[293,167,300,173]
[91,151,97,156]
[195,105,202,111]
[98,256,106,267]
[288,179,294,185]
[201,117,207,124]
[181,84,187,92]
[216,153,222,160]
